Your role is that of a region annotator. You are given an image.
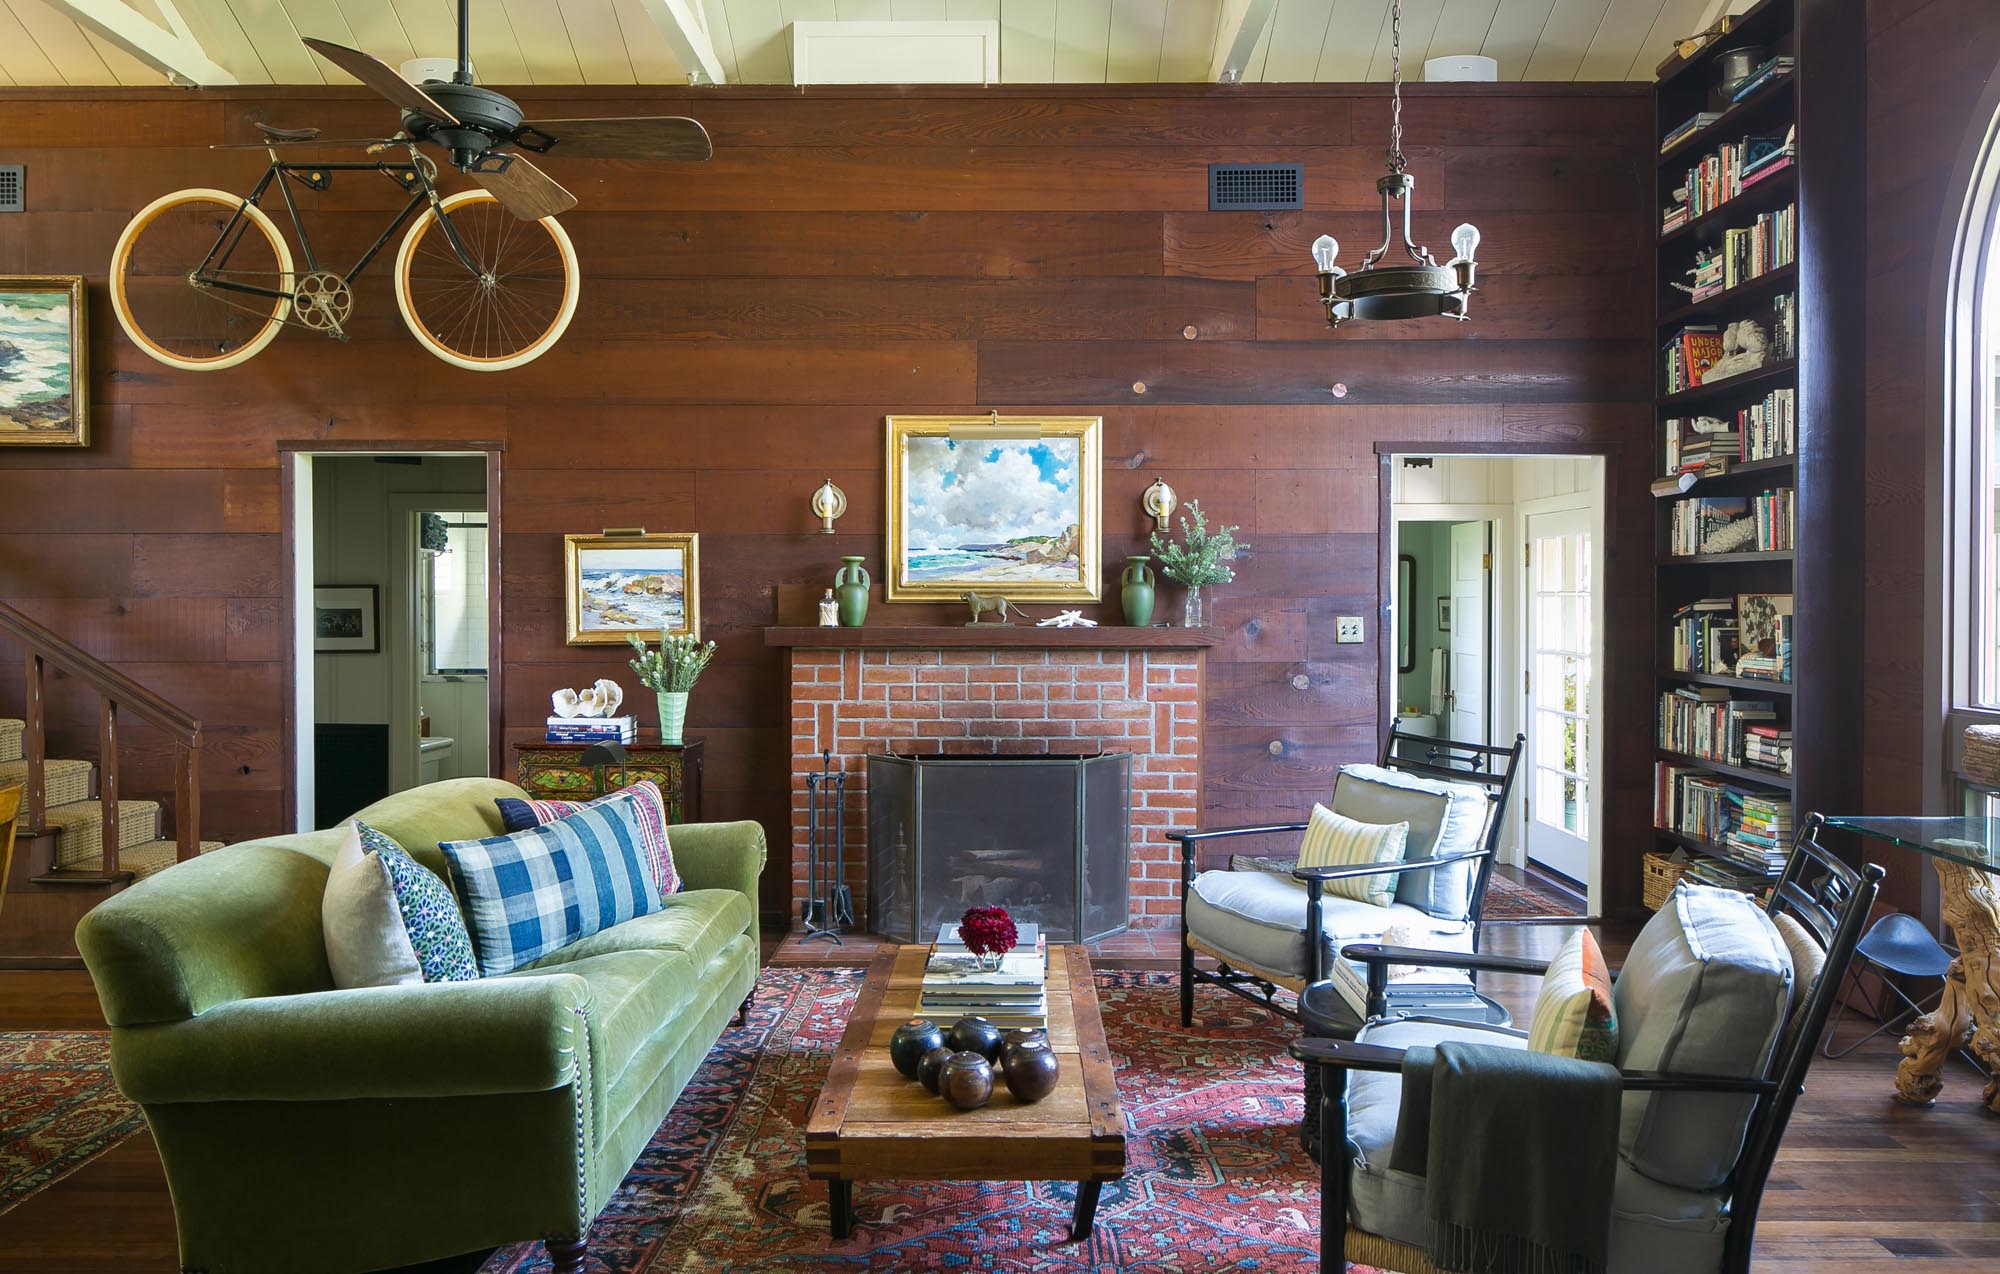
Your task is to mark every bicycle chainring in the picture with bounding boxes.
[293,271,354,332]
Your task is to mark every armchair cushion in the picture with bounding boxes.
[1611,883,1793,1191]
[1297,803,1409,908]
[1186,867,1471,986]
[1332,765,1491,919]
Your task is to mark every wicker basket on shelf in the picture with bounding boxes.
[1642,851,1688,911]
[1960,724,2000,789]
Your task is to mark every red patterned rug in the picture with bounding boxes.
[0,1031,144,1214]
[480,968,1381,1273]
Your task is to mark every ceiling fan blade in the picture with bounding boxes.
[470,154,578,221]
[210,138,404,151]
[302,38,460,125]
[518,117,712,162]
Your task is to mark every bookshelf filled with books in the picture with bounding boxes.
[1648,0,1860,910]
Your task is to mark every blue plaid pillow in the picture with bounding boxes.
[438,797,665,976]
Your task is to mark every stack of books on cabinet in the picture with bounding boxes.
[545,715,637,744]
[917,923,1048,1029]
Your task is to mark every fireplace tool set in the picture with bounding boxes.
[802,749,853,943]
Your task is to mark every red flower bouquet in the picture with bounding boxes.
[958,906,1018,962]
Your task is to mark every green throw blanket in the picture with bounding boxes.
[1387,1040,1622,1274]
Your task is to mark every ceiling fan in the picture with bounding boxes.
[262,0,712,221]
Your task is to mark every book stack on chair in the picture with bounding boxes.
[917,924,1049,1030]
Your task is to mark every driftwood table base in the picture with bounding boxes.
[1896,856,2000,1111]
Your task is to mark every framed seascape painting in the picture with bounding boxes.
[885,415,1101,603]
[565,532,700,645]
[0,276,86,448]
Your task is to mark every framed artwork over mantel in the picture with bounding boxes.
[884,414,1102,604]
[564,532,700,645]
[0,276,87,448]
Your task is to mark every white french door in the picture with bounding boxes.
[1445,520,1490,752]
[1524,507,1594,883]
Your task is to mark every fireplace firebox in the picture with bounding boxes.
[866,751,1130,944]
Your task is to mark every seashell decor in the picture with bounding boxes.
[551,678,625,719]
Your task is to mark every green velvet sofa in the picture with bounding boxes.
[75,777,765,1274]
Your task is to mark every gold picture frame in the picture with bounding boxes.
[0,275,87,448]
[885,414,1101,604]
[564,532,700,646]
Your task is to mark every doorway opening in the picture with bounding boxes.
[286,448,499,832]
[1387,454,1607,911]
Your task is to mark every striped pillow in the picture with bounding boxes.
[1296,802,1409,909]
[495,780,680,896]
[441,796,666,976]
[1526,928,1620,1061]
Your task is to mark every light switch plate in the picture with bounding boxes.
[1335,615,1364,644]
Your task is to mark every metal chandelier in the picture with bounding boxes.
[1310,0,1481,328]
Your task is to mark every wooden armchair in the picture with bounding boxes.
[1292,825,1882,1274]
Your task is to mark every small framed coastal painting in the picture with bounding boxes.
[884,415,1101,603]
[0,276,86,448]
[564,532,700,645]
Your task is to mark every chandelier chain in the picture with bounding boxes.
[1387,0,1405,175]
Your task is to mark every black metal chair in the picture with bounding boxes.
[1821,911,1989,1074]
[1171,728,1526,1028]
[1291,816,1883,1274]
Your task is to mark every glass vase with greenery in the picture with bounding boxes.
[1149,500,1245,627]
[628,632,716,744]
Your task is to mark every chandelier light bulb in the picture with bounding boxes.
[1311,234,1341,273]
[1450,222,1481,263]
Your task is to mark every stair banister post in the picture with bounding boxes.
[176,737,201,862]
[100,699,119,877]
[23,651,44,830]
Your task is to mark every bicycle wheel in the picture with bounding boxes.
[394,189,580,371]
[109,188,294,371]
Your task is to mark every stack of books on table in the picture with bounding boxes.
[545,715,637,744]
[918,923,1048,1030]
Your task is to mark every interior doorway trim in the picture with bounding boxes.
[278,440,506,834]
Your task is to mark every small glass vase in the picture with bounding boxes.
[975,950,1006,972]
[656,690,689,746]
[1182,585,1208,628]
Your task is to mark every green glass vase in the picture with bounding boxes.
[655,691,689,746]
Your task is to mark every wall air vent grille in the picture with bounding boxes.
[1208,163,1301,211]
[0,166,22,213]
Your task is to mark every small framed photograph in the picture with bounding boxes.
[1735,592,1794,656]
[1436,597,1452,632]
[0,276,87,448]
[565,532,700,645]
[314,586,379,653]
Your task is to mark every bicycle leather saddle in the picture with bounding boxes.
[255,123,321,142]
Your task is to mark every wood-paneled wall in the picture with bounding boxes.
[0,82,1652,921]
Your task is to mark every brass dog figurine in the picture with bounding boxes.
[962,591,1015,625]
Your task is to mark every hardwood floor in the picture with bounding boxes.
[6,923,1998,1272]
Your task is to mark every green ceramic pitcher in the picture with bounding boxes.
[834,556,870,627]
[1120,555,1156,627]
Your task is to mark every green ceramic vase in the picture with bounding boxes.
[655,691,689,745]
[1119,555,1156,627]
[834,556,870,627]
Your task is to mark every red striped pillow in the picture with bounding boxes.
[495,780,680,895]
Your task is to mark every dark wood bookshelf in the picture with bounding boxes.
[1647,0,1862,917]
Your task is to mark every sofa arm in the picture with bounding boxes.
[111,973,593,1105]
[670,820,766,902]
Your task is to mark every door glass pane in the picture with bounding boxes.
[427,516,488,675]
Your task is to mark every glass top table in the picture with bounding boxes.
[1819,813,2000,1110]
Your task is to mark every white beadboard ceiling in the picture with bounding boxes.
[0,0,1732,87]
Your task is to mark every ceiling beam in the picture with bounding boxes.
[637,0,727,85]
[44,0,235,85]
[1210,0,1278,84]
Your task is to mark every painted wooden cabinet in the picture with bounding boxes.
[511,735,704,824]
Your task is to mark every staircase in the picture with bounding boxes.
[0,602,219,967]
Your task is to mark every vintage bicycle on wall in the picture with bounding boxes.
[107,0,711,373]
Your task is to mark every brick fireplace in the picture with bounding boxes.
[769,627,1219,933]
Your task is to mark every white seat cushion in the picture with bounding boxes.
[1333,764,1493,919]
[1186,867,1470,986]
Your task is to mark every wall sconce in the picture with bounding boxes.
[1141,477,1178,532]
[809,478,848,534]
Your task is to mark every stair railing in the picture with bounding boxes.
[0,601,204,876]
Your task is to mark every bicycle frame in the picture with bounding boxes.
[196,153,484,308]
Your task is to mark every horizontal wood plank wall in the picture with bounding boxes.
[0,83,1652,922]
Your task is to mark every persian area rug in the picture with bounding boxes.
[482,968,1389,1273]
[1481,872,1582,920]
[0,1031,143,1214]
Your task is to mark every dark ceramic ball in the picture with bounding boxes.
[889,1017,946,1080]
[1001,1038,1060,1103]
[941,1050,994,1110]
[947,1015,1005,1062]
[999,1027,1048,1070]
[917,1045,954,1095]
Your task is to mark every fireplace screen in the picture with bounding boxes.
[866,752,1130,944]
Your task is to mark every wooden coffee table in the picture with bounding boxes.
[805,944,1126,1240]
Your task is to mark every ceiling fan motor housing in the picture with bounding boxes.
[405,81,524,169]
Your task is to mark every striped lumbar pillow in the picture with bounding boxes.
[495,780,681,896]
[1296,802,1410,909]
[440,797,666,976]
[1526,927,1620,1061]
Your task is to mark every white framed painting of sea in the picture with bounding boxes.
[885,415,1101,604]
[0,276,86,448]
[564,532,700,645]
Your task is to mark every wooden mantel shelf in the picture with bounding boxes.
[764,625,1224,649]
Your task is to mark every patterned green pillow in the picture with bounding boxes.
[1526,928,1620,1062]
[1296,802,1409,909]
[322,821,480,988]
